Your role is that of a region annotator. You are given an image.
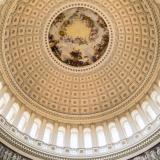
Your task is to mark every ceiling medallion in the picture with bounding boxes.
[48,7,109,67]
[44,3,114,72]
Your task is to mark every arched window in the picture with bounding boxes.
[151,91,160,104]
[132,110,145,130]
[70,128,78,148]
[96,126,106,147]
[0,93,10,113]
[43,123,53,144]
[120,117,133,137]
[142,102,157,120]
[84,128,92,148]
[17,112,30,131]
[30,118,41,138]
[151,90,160,105]
[146,105,157,120]
[6,103,19,123]
[151,91,158,101]
[56,127,65,147]
[109,123,120,143]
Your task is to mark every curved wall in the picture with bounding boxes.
[0,141,160,160]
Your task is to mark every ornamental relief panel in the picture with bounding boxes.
[0,143,30,160]
[130,143,160,160]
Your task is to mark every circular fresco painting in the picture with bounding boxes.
[49,7,109,67]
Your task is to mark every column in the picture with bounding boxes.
[137,104,150,125]
[147,95,160,113]
[78,125,84,148]
[12,106,25,126]
[52,122,58,145]
[115,118,126,140]
[2,97,15,117]
[103,122,112,144]
[126,112,139,133]
[37,118,47,140]
[24,113,35,134]
[64,125,71,147]
[91,124,98,147]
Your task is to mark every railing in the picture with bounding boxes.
[0,114,160,158]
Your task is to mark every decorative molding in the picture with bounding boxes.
[0,114,160,159]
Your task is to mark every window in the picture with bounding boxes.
[56,127,65,147]
[84,128,92,148]
[132,110,145,130]
[6,103,19,123]
[142,102,157,120]
[109,123,120,143]
[0,93,10,113]
[120,117,133,137]
[96,126,106,146]
[30,118,41,138]
[18,112,30,131]
[151,91,160,105]
[43,123,53,144]
[70,128,78,148]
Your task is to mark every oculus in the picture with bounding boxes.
[49,7,109,67]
